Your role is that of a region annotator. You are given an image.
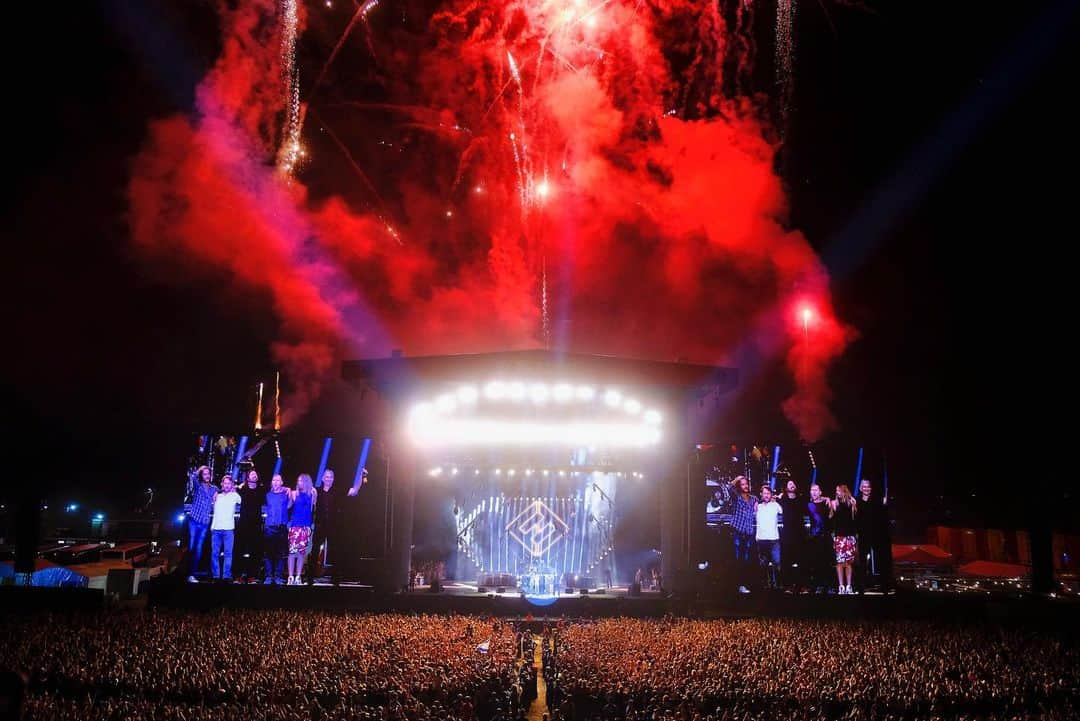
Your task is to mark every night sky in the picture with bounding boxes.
[4,1,1077,537]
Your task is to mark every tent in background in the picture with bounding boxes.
[0,558,89,587]
[892,544,954,566]
[958,560,1029,578]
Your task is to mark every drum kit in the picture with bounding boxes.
[707,445,792,488]
[706,446,794,529]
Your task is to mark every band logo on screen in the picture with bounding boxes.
[507,500,569,557]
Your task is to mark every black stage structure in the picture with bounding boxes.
[135,579,1080,627]
[133,351,1077,622]
[340,349,738,597]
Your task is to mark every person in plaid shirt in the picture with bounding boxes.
[187,465,217,583]
[726,475,757,594]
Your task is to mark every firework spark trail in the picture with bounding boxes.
[507,51,534,212]
[546,46,579,73]
[775,0,796,132]
[277,0,302,174]
[507,51,526,135]
[307,106,398,242]
[533,35,548,94]
[506,50,521,86]
[305,0,379,109]
[481,75,518,125]
[509,131,527,209]
[541,256,550,349]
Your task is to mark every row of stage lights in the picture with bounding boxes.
[469,496,613,509]
[408,381,663,449]
[416,380,661,418]
[586,545,615,575]
[431,467,646,479]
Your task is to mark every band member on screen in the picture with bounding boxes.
[806,483,832,592]
[209,475,241,582]
[235,470,262,582]
[855,478,893,593]
[728,475,757,594]
[755,485,782,590]
[776,479,806,590]
[186,465,215,583]
[829,484,858,595]
[263,473,290,584]
[286,473,316,585]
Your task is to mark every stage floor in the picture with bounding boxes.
[440,581,649,598]
[128,577,1080,626]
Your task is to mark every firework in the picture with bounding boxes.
[254,382,264,430]
[775,0,796,132]
[273,371,281,431]
[129,0,855,441]
[277,0,302,174]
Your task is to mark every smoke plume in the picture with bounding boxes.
[128,0,853,439]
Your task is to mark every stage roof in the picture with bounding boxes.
[342,350,738,399]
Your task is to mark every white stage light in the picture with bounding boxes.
[408,417,662,448]
[436,394,457,413]
[484,381,506,400]
[507,381,527,401]
[644,409,662,425]
[529,383,550,404]
[457,385,479,403]
[553,383,574,402]
[603,389,622,407]
[576,385,595,401]
[623,398,642,414]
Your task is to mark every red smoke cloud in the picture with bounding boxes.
[127,0,853,439]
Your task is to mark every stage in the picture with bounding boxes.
[122,576,1080,626]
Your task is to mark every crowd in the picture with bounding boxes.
[2,611,518,721]
[553,618,1080,721]
[2,612,1077,721]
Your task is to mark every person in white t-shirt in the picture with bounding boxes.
[210,474,242,582]
[755,485,782,590]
